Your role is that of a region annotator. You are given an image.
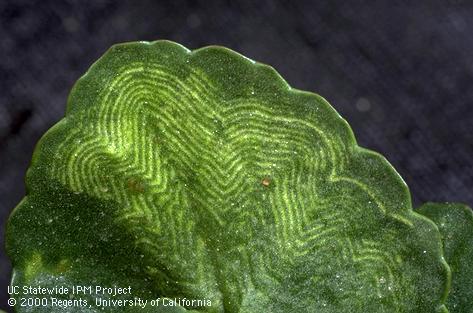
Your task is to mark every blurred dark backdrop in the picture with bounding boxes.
[1,0,472,311]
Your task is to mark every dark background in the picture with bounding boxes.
[1,1,472,311]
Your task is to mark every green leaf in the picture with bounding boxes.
[6,40,450,312]
[417,203,473,313]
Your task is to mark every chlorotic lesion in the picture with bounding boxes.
[39,44,446,312]
[24,252,43,283]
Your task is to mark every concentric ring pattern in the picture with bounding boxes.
[7,41,450,313]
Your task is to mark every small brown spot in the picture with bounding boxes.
[127,177,146,193]
[54,259,71,274]
[262,177,271,187]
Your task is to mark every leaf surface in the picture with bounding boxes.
[7,41,450,312]
[418,203,473,313]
